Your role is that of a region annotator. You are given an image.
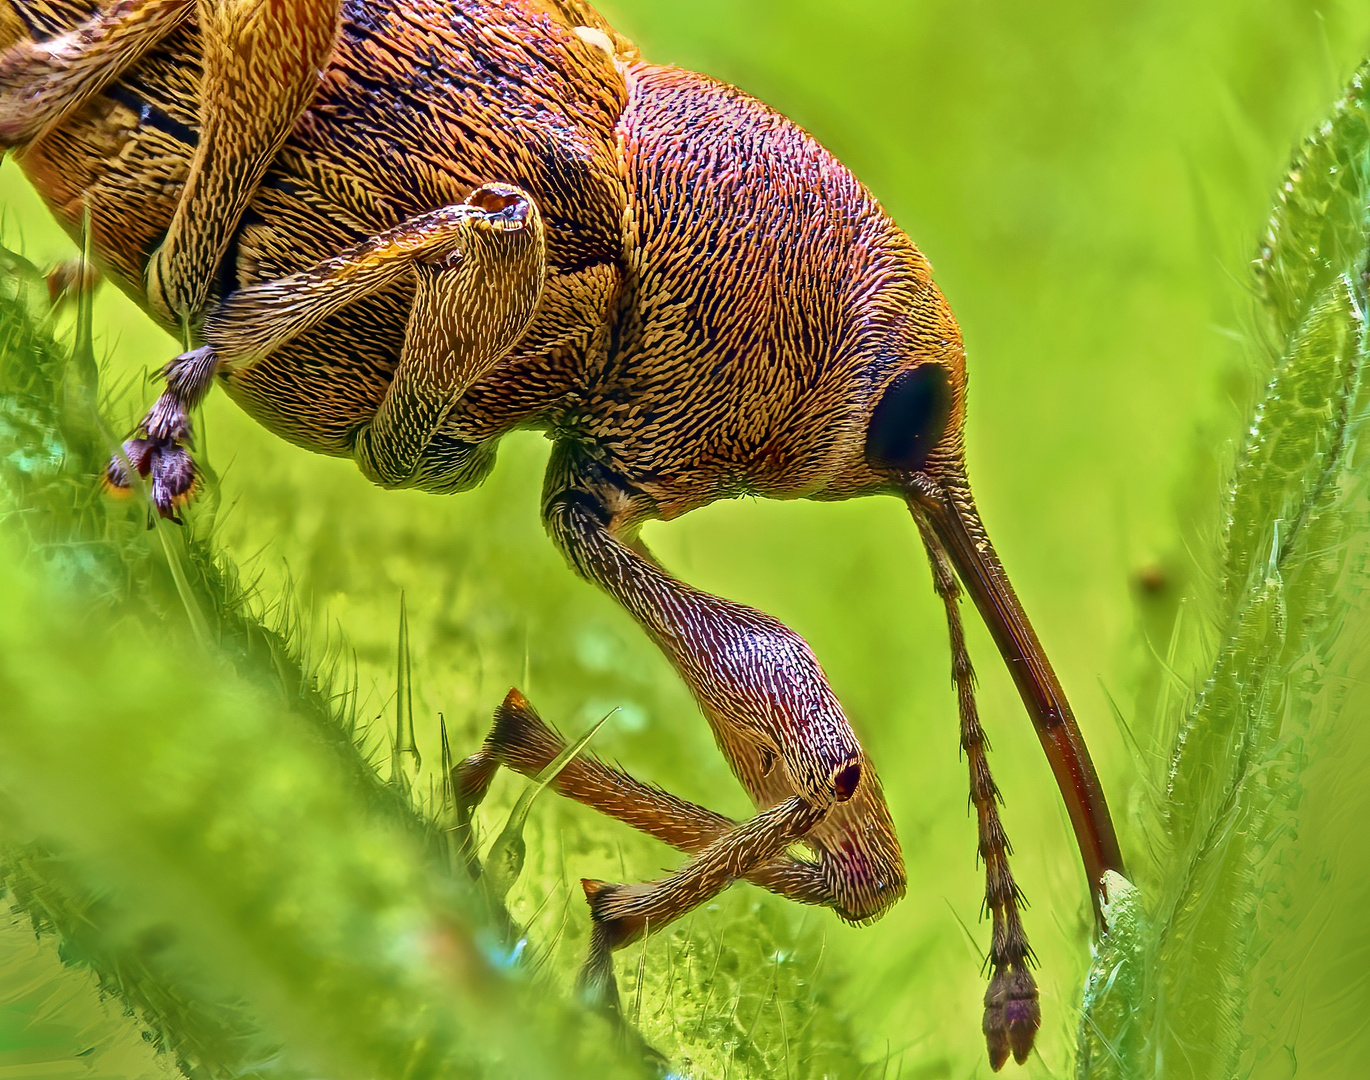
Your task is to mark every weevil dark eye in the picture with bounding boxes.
[864,364,953,471]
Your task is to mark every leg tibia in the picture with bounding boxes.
[206,202,504,365]
[461,690,859,912]
[476,688,736,853]
[571,793,823,1011]
[457,691,840,1012]
[582,795,824,951]
[354,187,545,487]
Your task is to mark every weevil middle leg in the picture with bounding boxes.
[108,183,545,513]
[208,182,545,487]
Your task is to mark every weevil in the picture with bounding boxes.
[0,0,1127,1066]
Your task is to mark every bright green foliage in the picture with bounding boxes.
[1077,65,1370,1080]
[626,899,860,1079]
[1255,73,1370,346]
[0,249,652,1080]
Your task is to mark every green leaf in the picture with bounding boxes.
[1078,60,1370,1080]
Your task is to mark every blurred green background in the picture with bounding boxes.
[4,0,1370,1076]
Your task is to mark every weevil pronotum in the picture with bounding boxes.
[0,0,1127,1066]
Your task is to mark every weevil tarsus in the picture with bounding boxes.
[105,345,218,518]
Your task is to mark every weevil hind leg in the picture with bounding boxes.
[144,0,343,322]
[0,0,342,322]
[0,0,191,149]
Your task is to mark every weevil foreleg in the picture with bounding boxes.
[915,515,1040,1070]
[535,455,906,997]
[542,467,870,814]
[454,689,837,907]
[145,0,343,322]
[0,0,191,148]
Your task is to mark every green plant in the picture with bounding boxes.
[0,247,655,1080]
[1078,62,1370,1080]
[0,234,866,1077]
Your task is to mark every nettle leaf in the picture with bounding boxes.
[0,250,652,1080]
[1077,61,1370,1080]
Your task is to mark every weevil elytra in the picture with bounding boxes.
[0,0,1127,1066]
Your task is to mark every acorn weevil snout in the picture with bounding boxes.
[0,0,1125,1066]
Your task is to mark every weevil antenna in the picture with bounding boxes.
[912,510,1040,1070]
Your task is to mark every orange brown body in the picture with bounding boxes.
[0,0,1126,1068]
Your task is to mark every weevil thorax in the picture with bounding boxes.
[598,62,969,516]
